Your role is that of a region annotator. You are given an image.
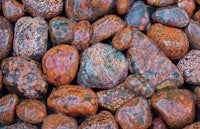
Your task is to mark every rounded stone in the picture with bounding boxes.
[16,100,47,124]
[177,50,200,85]
[42,45,79,87]
[7,123,37,129]
[177,0,195,17]
[151,117,168,129]
[147,23,189,60]
[1,57,48,99]
[194,10,200,23]
[147,0,176,6]
[42,114,78,129]
[183,122,200,129]
[116,0,130,15]
[77,43,128,89]
[194,86,200,109]
[47,85,98,117]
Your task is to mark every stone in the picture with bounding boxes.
[194,10,200,23]
[183,122,200,129]
[151,117,168,129]
[177,0,195,17]
[194,86,200,109]
[116,0,130,15]
[147,0,175,6]
[7,123,37,129]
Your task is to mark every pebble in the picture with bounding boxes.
[194,86,200,109]
[147,23,189,60]
[16,100,47,124]
[177,50,200,85]
[177,0,195,17]
[42,114,78,129]
[47,85,98,117]
[151,117,168,129]
[0,69,2,91]
[150,89,195,129]
[0,16,13,61]
[1,57,48,99]
[77,43,128,89]
[7,123,37,129]
[152,6,189,28]
[183,122,200,129]
[0,94,19,125]
[116,0,130,15]
[13,16,48,61]
[49,16,76,45]
[116,97,152,129]
[2,0,24,22]
[91,15,125,43]
[42,45,79,87]
[79,110,119,129]
[194,10,200,23]
[147,0,176,6]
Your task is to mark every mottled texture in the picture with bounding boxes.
[116,0,130,15]
[112,26,132,51]
[7,123,37,129]
[79,111,118,129]
[150,89,195,129]
[183,122,200,129]
[2,0,24,22]
[194,10,200,23]
[116,97,152,129]
[152,117,168,129]
[22,0,63,19]
[177,50,200,85]
[65,0,115,21]
[13,17,48,61]
[42,114,78,129]
[16,100,47,124]
[92,15,125,43]
[194,87,200,109]
[97,83,135,112]
[1,57,48,99]
[0,16,13,61]
[0,69,2,91]
[42,45,79,87]
[49,17,76,45]
[126,1,150,31]
[77,43,128,89]
[147,23,189,60]
[147,0,176,6]
[177,0,195,17]
[47,85,98,117]
[152,6,189,28]
[72,21,92,51]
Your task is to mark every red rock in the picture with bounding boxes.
[151,117,168,129]
[7,123,37,129]
[177,0,195,17]
[116,0,130,15]
[183,122,200,129]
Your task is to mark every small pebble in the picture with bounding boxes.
[7,123,37,129]
[116,0,130,15]
[194,86,200,109]
[151,117,168,129]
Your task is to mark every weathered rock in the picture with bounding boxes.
[177,0,195,17]
[194,86,200,109]
[183,122,200,129]
[116,0,130,15]
[7,123,37,129]
[147,0,176,6]
[151,117,168,129]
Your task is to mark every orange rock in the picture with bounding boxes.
[147,0,176,6]
[194,10,200,23]
[194,86,200,109]
[183,122,200,129]
[116,0,130,15]
[177,0,195,17]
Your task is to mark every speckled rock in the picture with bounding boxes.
[177,50,200,85]
[13,16,48,61]
[79,110,119,129]
[126,1,150,31]
[147,23,189,60]
[77,43,128,89]
[49,17,76,45]
[151,117,168,129]
[150,89,195,129]
[2,0,25,22]
[16,100,47,124]
[97,83,135,112]
[194,10,200,23]
[22,0,63,19]
[7,123,37,129]
[72,21,92,51]
[147,0,176,6]
[0,69,2,91]
[0,94,18,125]
[42,45,79,87]
[194,86,200,109]
[116,97,152,129]
[42,114,78,129]
[1,57,48,99]
[112,26,132,51]
[185,19,200,50]
[152,6,189,28]
[183,122,200,129]
[177,0,195,17]
[47,85,98,117]
[0,16,13,61]
[65,0,115,21]
[91,15,125,43]
[116,0,130,15]
[127,28,184,90]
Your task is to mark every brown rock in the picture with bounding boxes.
[183,122,200,129]
[194,86,200,109]
[7,123,37,129]
[177,0,195,17]
[116,0,130,15]
[194,10,200,23]
[151,117,168,129]
[147,0,176,6]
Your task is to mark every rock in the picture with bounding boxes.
[183,122,200,129]
[13,16,48,61]
[47,85,98,117]
[125,1,151,31]
[49,16,76,45]
[147,23,189,60]
[72,21,92,51]
[16,100,47,124]
[177,50,200,85]
[194,10,200,23]
[116,97,152,129]
[150,89,195,129]
[0,69,2,91]
[97,83,135,112]
[7,123,37,129]
[152,6,189,28]
[42,114,78,129]
[177,0,195,17]
[151,117,168,129]
[91,15,125,43]
[112,26,132,51]
[0,94,18,125]
[42,45,79,87]
[0,16,13,61]
[79,110,118,129]
[147,0,176,6]
[22,0,63,19]
[2,0,25,22]
[116,0,130,15]
[194,86,200,109]
[65,0,115,21]
[1,57,48,99]
[77,43,128,89]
